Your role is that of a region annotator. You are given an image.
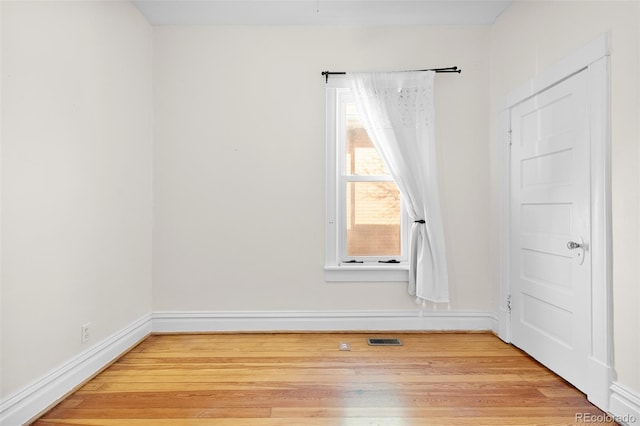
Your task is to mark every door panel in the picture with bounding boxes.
[521,149,573,187]
[510,70,590,393]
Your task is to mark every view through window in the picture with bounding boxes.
[344,102,402,258]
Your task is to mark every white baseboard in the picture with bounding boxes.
[0,310,496,425]
[609,382,640,425]
[10,308,636,426]
[151,310,498,333]
[0,314,152,426]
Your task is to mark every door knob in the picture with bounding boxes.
[567,237,586,265]
[567,241,582,250]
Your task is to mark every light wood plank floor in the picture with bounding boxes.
[34,333,615,425]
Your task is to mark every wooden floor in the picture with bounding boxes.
[34,333,615,425]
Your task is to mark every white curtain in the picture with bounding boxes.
[348,71,449,303]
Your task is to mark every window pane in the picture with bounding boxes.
[345,102,390,176]
[346,181,401,257]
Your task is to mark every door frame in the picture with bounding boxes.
[497,33,614,410]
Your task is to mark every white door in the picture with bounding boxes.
[510,69,591,393]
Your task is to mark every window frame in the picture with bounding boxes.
[324,78,409,282]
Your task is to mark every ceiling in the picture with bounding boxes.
[131,0,513,26]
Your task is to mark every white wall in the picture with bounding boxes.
[0,0,153,399]
[152,26,494,313]
[489,0,640,400]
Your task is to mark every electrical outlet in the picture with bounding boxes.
[81,323,91,344]
[339,342,351,351]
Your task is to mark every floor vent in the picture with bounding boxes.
[367,338,402,346]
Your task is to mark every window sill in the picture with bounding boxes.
[324,264,409,282]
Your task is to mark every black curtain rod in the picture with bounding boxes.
[321,66,461,83]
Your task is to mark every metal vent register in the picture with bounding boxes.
[367,338,402,346]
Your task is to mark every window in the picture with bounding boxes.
[324,79,409,282]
